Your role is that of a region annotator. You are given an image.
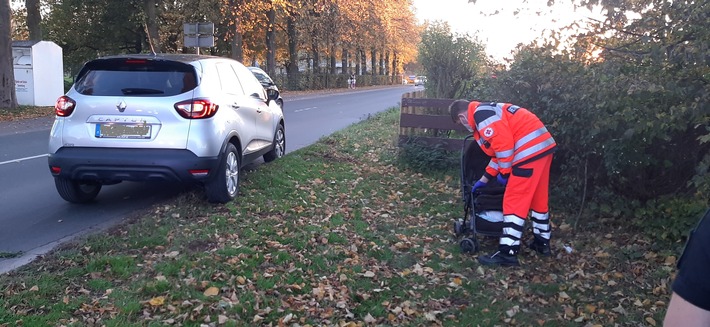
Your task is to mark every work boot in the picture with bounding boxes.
[528,237,552,256]
[477,250,519,267]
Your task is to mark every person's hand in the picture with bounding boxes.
[472,180,487,193]
[497,174,509,186]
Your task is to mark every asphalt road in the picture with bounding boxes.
[0,84,422,273]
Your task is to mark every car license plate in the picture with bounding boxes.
[95,122,151,139]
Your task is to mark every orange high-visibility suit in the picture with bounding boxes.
[467,102,557,254]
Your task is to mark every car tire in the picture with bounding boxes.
[54,177,102,203]
[263,124,285,163]
[205,143,240,203]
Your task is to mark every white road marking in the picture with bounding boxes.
[294,107,318,113]
[0,154,49,166]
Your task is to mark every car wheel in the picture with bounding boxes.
[205,143,240,203]
[263,124,285,163]
[54,177,101,203]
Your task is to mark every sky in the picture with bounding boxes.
[411,0,603,61]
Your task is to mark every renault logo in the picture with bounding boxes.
[116,100,127,112]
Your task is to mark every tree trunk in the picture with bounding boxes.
[286,15,299,89]
[231,30,243,61]
[385,51,390,76]
[329,47,336,74]
[227,0,243,61]
[265,7,276,76]
[360,48,366,75]
[311,43,319,73]
[370,48,376,75]
[341,48,348,74]
[144,0,161,53]
[392,52,398,76]
[25,0,41,40]
[355,49,360,75]
[0,0,17,110]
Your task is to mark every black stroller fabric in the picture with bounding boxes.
[460,137,505,236]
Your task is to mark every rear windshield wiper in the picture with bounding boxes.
[121,88,165,95]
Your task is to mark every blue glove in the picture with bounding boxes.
[497,174,509,186]
[472,180,487,194]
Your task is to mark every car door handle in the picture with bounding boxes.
[232,102,240,109]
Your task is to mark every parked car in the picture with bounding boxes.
[48,54,285,204]
[248,66,283,109]
[414,76,427,86]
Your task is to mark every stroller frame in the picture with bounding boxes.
[453,135,505,253]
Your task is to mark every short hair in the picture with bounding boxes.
[449,99,470,123]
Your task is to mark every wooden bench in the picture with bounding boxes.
[398,92,469,151]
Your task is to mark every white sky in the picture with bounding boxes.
[411,0,603,61]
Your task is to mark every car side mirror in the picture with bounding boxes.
[266,89,280,102]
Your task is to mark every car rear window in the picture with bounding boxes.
[74,58,197,97]
[250,69,272,85]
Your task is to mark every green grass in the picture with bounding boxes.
[0,107,677,326]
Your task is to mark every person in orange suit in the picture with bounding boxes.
[450,100,557,266]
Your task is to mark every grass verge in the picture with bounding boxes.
[0,106,54,122]
[0,108,676,326]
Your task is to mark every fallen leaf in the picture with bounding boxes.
[149,296,165,306]
[425,311,441,321]
[204,287,219,296]
[282,313,293,324]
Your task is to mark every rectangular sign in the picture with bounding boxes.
[183,22,215,48]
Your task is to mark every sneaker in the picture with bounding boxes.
[477,251,520,267]
[528,239,552,256]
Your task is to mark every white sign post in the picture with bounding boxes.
[183,22,215,54]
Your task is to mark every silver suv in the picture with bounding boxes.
[48,54,285,204]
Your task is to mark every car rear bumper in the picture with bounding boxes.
[48,147,220,183]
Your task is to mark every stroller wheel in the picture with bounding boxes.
[459,238,478,253]
[453,219,464,236]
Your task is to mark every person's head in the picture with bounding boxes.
[449,99,473,132]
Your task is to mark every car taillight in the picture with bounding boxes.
[124,59,147,64]
[55,96,76,117]
[50,166,61,175]
[174,99,219,119]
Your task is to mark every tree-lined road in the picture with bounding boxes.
[0,85,421,273]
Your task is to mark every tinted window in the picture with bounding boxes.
[75,59,197,97]
[250,69,273,85]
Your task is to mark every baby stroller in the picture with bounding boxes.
[453,135,506,253]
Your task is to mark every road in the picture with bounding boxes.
[0,85,422,273]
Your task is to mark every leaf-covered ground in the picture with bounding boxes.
[0,106,55,122]
[0,108,676,326]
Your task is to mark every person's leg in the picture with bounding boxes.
[529,155,553,255]
[478,160,543,266]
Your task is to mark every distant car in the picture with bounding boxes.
[414,76,427,86]
[248,67,283,109]
[48,54,285,204]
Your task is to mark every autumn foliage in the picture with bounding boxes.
[12,0,420,88]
